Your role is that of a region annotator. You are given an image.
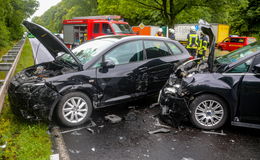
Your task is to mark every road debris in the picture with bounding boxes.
[68,149,80,154]
[50,154,59,160]
[230,139,235,143]
[143,154,150,158]
[105,114,122,123]
[181,157,194,160]
[148,128,170,134]
[125,112,137,121]
[71,131,82,136]
[154,118,171,129]
[149,103,159,108]
[98,125,104,128]
[91,147,96,152]
[86,128,95,134]
[0,142,7,149]
[202,130,227,136]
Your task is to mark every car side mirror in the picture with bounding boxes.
[101,59,115,68]
[253,64,260,73]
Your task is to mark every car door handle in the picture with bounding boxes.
[138,67,148,72]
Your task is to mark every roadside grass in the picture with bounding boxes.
[0,38,51,160]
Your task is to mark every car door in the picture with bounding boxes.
[238,55,260,123]
[143,40,182,94]
[221,38,230,50]
[96,40,147,107]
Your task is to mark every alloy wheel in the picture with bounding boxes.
[62,97,88,123]
[194,100,224,127]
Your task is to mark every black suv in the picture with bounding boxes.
[8,21,190,127]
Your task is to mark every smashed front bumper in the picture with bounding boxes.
[8,81,60,121]
[158,86,190,126]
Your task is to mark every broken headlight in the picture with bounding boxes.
[168,74,178,86]
[164,87,177,94]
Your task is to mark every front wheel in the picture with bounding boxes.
[57,92,93,127]
[190,94,228,130]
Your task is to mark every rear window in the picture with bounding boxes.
[230,38,245,43]
[144,40,172,59]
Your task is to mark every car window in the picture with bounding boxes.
[102,23,113,34]
[230,38,245,43]
[144,40,171,59]
[105,40,144,65]
[223,38,230,42]
[217,41,260,64]
[94,23,100,33]
[69,39,114,64]
[228,58,253,73]
[166,42,183,55]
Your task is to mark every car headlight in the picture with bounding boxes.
[164,87,177,94]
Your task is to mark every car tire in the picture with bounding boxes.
[190,94,228,130]
[57,92,93,127]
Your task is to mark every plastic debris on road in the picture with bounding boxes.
[148,128,171,134]
[91,147,95,152]
[202,130,227,136]
[105,114,122,123]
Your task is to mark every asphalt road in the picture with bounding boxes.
[29,38,54,64]
[60,99,260,160]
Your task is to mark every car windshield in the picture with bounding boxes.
[216,41,260,64]
[59,39,115,64]
[112,23,134,34]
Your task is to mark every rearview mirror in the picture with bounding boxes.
[253,64,260,73]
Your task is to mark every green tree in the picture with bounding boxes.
[230,0,260,38]
[0,0,38,48]
[33,0,98,32]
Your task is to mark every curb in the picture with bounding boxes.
[51,126,71,160]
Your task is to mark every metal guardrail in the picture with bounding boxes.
[0,39,25,113]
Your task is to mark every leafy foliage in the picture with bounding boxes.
[0,0,38,49]
[33,0,98,32]
[0,39,51,160]
[33,0,259,38]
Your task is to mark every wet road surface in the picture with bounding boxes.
[60,98,260,160]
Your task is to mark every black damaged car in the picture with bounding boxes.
[159,20,260,130]
[8,21,190,127]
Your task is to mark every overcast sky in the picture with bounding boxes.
[31,0,62,18]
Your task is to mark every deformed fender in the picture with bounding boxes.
[48,83,98,120]
[186,73,242,118]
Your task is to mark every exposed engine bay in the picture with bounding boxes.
[174,58,209,79]
[16,61,76,83]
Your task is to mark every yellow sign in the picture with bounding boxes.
[139,23,145,29]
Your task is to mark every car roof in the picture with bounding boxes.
[229,37,256,39]
[96,35,172,41]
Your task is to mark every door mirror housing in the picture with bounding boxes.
[253,64,260,73]
[101,59,115,68]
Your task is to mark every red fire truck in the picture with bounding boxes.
[63,15,135,48]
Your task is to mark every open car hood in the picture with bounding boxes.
[199,19,215,72]
[23,21,82,68]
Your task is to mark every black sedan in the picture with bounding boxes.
[159,21,260,130]
[8,21,190,127]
